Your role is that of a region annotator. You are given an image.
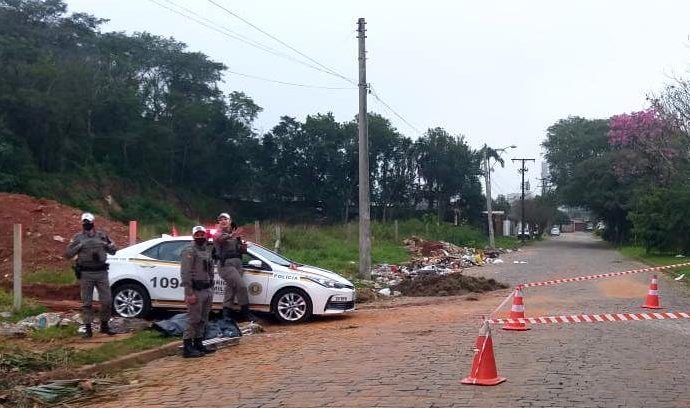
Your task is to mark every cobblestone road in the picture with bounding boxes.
[87,233,690,407]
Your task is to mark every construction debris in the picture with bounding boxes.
[364,236,513,298]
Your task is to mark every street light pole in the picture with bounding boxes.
[485,145,515,249]
[484,149,495,248]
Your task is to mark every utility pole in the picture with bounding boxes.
[512,158,535,241]
[483,149,495,249]
[357,18,371,279]
[537,177,550,196]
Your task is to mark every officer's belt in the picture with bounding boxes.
[192,280,212,290]
[77,263,109,272]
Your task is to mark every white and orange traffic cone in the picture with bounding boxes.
[641,274,663,309]
[461,320,507,386]
[502,286,530,331]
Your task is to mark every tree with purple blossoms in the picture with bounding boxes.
[608,108,685,186]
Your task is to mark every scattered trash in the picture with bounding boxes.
[19,378,117,404]
[367,236,514,298]
[106,317,151,334]
[675,273,685,281]
[16,312,76,330]
[0,321,28,337]
[239,321,263,335]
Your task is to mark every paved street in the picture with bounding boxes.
[88,233,690,407]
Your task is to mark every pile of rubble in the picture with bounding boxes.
[368,236,516,297]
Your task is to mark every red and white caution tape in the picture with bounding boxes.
[486,311,690,325]
[522,262,690,288]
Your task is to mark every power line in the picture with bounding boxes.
[369,85,422,135]
[146,0,345,79]
[227,70,356,89]
[206,0,357,86]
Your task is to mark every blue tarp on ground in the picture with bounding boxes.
[152,313,242,339]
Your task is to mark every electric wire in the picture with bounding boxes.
[369,85,422,136]
[206,0,358,86]
[146,0,347,80]
[227,70,356,89]
[151,0,425,135]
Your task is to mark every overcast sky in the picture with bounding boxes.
[65,0,690,198]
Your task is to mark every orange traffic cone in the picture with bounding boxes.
[461,320,507,386]
[502,286,530,331]
[641,274,663,309]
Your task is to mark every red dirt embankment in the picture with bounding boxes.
[0,192,129,282]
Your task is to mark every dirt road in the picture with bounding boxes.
[86,233,690,407]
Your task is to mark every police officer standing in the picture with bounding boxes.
[213,213,256,321]
[180,226,215,358]
[64,213,117,338]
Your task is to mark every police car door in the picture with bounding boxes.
[211,252,270,307]
[139,240,188,301]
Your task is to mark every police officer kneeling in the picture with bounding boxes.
[180,226,215,358]
[64,213,117,338]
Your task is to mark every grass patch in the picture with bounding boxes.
[619,246,690,279]
[23,268,76,285]
[28,325,78,342]
[72,330,173,366]
[0,330,174,376]
[0,289,47,322]
[268,220,518,279]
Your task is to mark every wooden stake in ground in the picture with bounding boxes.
[13,223,22,311]
[274,224,281,253]
[254,220,261,245]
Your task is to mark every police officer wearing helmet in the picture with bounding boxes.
[64,213,117,338]
[180,226,215,358]
[213,213,256,321]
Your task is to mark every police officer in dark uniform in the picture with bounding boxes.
[213,213,256,321]
[180,226,215,358]
[64,212,117,338]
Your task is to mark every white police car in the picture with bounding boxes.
[105,236,355,323]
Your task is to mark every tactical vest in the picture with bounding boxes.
[76,232,109,270]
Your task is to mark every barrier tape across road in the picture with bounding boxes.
[521,262,690,288]
[486,311,690,325]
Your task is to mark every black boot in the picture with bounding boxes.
[182,339,203,358]
[241,305,257,322]
[194,338,215,354]
[222,307,234,319]
[100,321,116,336]
[82,324,93,338]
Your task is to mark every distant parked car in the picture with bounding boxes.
[550,226,561,236]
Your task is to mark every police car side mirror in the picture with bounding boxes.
[248,259,263,269]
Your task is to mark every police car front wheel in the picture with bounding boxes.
[112,283,151,318]
[271,288,312,324]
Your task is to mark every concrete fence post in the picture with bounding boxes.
[129,220,137,246]
[13,223,22,311]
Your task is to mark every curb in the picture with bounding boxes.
[37,338,240,381]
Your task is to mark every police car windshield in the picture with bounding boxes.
[249,244,298,267]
